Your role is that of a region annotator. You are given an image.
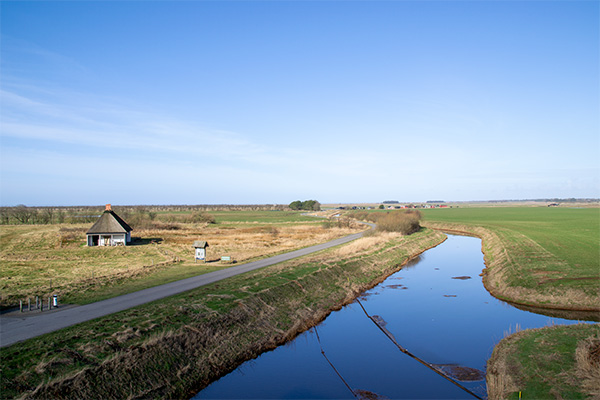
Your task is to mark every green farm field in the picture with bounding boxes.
[422,207,598,268]
[202,210,320,224]
[420,206,599,310]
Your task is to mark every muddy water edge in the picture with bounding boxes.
[196,234,592,400]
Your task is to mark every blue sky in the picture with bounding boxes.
[1,1,598,206]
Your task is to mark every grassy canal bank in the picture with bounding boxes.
[421,206,600,400]
[487,323,600,399]
[1,228,446,399]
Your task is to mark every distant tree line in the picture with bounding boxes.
[288,200,321,211]
[0,204,287,225]
[0,205,100,225]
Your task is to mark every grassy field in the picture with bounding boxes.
[0,210,362,308]
[204,210,320,224]
[421,207,598,271]
[420,206,599,310]
[0,228,445,399]
[487,323,600,399]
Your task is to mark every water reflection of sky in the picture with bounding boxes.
[196,234,588,399]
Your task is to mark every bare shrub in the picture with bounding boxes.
[375,211,421,235]
[322,218,352,229]
[348,210,422,234]
[186,212,216,224]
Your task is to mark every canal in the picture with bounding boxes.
[196,234,590,399]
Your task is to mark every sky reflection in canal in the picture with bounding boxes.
[196,234,587,399]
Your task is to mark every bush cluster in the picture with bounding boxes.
[288,200,321,211]
[350,210,422,235]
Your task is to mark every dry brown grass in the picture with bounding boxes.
[486,331,523,400]
[0,220,364,307]
[150,222,362,263]
[576,333,600,398]
[333,232,403,258]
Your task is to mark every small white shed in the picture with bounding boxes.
[193,241,209,262]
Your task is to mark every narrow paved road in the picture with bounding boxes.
[1,224,372,348]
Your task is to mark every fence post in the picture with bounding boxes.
[20,300,23,312]
[48,297,52,310]
[36,296,39,309]
[28,298,31,311]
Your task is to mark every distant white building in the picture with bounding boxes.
[86,204,132,246]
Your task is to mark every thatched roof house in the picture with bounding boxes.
[87,204,132,246]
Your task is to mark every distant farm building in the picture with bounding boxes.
[86,204,132,246]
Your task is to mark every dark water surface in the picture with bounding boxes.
[195,234,587,399]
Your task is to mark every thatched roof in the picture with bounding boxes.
[193,241,209,248]
[86,210,132,235]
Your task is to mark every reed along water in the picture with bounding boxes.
[195,234,590,399]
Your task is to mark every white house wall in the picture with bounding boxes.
[112,234,125,245]
[87,234,128,246]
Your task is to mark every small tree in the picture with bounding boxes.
[289,200,303,210]
[11,205,33,224]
